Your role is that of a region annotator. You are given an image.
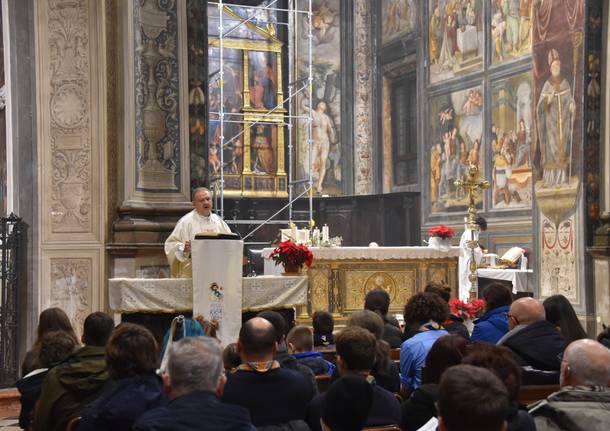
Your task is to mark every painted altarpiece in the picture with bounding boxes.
[207,5,287,198]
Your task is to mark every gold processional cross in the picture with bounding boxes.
[454,164,490,300]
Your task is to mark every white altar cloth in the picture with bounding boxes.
[477,268,534,294]
[108,276,308,314]
[262,246,460,275]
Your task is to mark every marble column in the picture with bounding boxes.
[353,0,373,195]
[35,0,108,335]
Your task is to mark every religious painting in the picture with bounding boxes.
[532,0,584,305]
[207,46,244,188]
[428,0,484,84]
[381,0,417,44]
[248,51,278,110]
[296,0,342,196]
[250,124,277,175]
[490,71,533,209]
[429,85,484,213]
[207,3,275,41]
[491,0,532,64]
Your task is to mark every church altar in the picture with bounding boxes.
[262,246,460,323]
[108,275,308,317]
[477,268,534,294]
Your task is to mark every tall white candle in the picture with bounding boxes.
[291,225,298,242]
[322,224,329,242]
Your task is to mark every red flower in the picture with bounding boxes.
[428,225,455,239]
[270,240,315,269]
[449,298,486,320]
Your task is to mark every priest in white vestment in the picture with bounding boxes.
[458,216,486,301]
[165,187,232,277]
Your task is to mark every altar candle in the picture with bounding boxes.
[313,228,320,244]
[322,224,329,242]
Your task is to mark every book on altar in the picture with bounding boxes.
[499,247,524,266]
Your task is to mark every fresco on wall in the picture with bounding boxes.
[490,72,532,209]
[491,0,532,63]
[208,2,276,40]
[381,0,417,44]
[188,0,208,190]
[532,0,584,303]
[429,85,484,213]
[207,46,244,181]
[428,0,483,84]
[296,0,342,196]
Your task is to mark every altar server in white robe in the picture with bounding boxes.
[165,187,231,278]
[458,216,487,301]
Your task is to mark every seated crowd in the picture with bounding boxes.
[16,282,610,431]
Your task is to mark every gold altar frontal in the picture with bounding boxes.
[295,247,460,325]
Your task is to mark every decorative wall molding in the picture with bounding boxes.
[601,0,610,216]
[120,0,190,208]
[36,0,107,324]
[353,0,373,195]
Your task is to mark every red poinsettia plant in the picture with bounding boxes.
[270,240,314,269]
[428,225,455,239]
[449,298,486,320]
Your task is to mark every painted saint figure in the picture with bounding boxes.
[252,125,275,174]
[536,49,575,187]
[302,99,337,194]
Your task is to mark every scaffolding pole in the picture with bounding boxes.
[213,0,314,242]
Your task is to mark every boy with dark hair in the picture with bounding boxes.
[364,289,403,348]
[286,325,335,375]
[424,281,470,340]
[306,327,401,431]
[312,311,334,347]
[437,365,510,431]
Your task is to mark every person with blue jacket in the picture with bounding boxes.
[471,283,513,344]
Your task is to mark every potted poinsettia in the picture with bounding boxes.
[428,225,455,251]
[270,240,314,275]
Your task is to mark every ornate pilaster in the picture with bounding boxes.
[120,0,190,208]
[353,0,373,195]
[36,0,107,334]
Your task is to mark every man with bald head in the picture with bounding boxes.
[498,297,566,370]
[222,317,315,427]
[530,339,610,431]
[165,187,232,277]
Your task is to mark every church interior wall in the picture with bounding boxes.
[0,0,608,347]
[376,0,604,332]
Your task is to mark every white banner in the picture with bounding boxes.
[192,239,243,345]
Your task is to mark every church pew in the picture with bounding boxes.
[389,348,400,361]
[518,385,560,405]
[315,347,337,363]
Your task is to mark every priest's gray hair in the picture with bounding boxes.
[191,187,210,201]
[563,339,610,386]
[167,336,223,393]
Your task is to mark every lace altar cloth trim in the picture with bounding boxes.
[261,246,460,261]
[109,276,308,314]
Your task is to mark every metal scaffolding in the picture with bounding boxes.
[209,0,314,242]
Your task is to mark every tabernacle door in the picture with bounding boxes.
[192,234,243,345]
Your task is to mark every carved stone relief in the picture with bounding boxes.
[47,0,92,233]
[50,258,91,338]
[353,0,373,195]
[134,0,181,191]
